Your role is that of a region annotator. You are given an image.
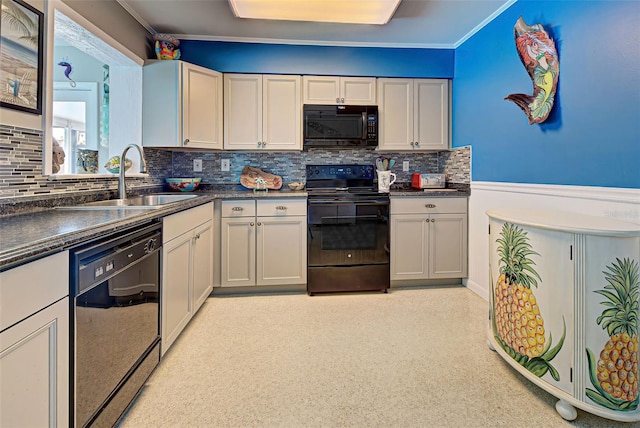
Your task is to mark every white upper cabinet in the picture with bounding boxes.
[378,78,449,151]
[303,76,376,105]
[143,60,223,149]
[224,74,302,150]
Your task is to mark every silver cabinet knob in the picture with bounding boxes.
[257,222,262,226]
[341,97,345,103]
[250,222,255,226]
[431,218,435,222]
[232,207,244,211]
[336,97,340,103]
[184,139,189,145]
[425,204,436,208]
[415,142,420,147]
[276,206,287,211]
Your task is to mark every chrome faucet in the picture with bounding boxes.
[118,144,148,199]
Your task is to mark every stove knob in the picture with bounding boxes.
[144,238,156,253]
[314,169,320,175]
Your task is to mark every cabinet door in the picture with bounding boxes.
[257,216,307,286]
[489,220,574,394]
[162,234,193,355]
[390,214,429,280]
[192,220,214,312]
[182,62,223,149]
[221,217,256,287]
[341,77,376,104]
[1,298,69,428]
[302,76,340,104]
[581,236,640,411]
[414,79,449,151]
[377,78,414,151]
[224,74,263,150]
[263,75,301,150]
[429,213,467,278]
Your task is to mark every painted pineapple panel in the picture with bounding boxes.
[583,236,640,413]
[489,220,574,393]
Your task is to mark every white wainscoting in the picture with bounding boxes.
[464,181,640,301]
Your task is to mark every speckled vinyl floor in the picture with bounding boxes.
[118,287,635,428]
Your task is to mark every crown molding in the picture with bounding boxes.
[453,0,517,48]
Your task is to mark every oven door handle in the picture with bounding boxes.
[308,200,389,206]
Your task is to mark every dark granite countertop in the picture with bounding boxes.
[0,186,309,270]
[0,183,467,270]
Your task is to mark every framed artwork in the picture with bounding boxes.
[0,0,44,114]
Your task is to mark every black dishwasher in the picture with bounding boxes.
[70,222,161,427]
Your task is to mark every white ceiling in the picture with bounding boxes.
[117,0,515,48]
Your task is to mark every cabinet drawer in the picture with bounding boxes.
[257,199,307,217]
[164,202,213,242]
[390,197,467,214]
[221,199,256,218]
[1,251,69,331]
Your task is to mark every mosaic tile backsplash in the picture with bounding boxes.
[172,146,470,186]
[0,124,469,199]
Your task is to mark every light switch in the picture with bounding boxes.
[193,159,203,172]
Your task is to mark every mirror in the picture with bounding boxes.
[44,0,143,177]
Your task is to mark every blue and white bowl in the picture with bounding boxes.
[165,178,201,192]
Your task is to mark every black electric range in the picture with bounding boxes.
[306,165,390,295]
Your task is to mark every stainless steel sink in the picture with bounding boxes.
[58,193,199,210]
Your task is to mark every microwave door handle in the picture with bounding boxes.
[362,112,367,140]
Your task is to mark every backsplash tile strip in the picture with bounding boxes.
[1,123,469,209]
[170,148,468,185]
[0,125,169,200]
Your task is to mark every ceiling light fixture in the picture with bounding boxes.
[228,0,402,25]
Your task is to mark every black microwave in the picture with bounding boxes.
[303,104,378,149]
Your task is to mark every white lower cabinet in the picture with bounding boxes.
[0,252,69,428]
[390,197,467,281]
[220,199,307,287]
[487,209,640,423]
[162,203,213,355]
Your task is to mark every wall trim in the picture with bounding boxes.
[472,181,640,204]
[453,0,517,48]
[463,278,489,302]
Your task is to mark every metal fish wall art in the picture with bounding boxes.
[505,16,559,125]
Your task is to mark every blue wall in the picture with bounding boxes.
[453,0,640,188]
[180,41,454,78]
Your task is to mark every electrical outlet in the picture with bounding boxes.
[221,159,230,172]
[193,159,203,172]
[402,161,410,172]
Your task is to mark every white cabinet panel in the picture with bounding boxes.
[303,76,376,105]
[162,234,192,354]
[390,214,428,280]
[429,214,468,278]
[162,202,214,355]
[378,78,449,151]
[221,217,256,287]
[224,74,262,149]
[225,74,301,150]
[1,297,69,428]
[390,197,467,282]
[143,60,222,149]
[257,217,307,286]
[220,199,307,288]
